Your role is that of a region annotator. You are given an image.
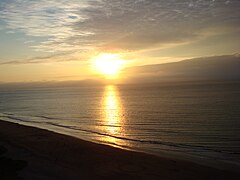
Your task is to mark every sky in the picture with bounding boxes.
[0,0,240,83]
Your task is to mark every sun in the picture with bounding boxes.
[93,54,124,77]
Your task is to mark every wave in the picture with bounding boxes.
[1,113,239,157]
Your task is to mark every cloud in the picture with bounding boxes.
[0,0,240,61]
[0,0,92,53]
[124,54,240,83]
[0,51,90,65]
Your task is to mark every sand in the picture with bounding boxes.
[0,120,239,180]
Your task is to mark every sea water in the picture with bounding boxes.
[0,81,240,170]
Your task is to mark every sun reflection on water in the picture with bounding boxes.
[101,85,125,145]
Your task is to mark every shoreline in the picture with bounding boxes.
[1,116,240,173]
[0,120,239,180]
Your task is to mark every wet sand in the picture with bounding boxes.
[0,120,239,180]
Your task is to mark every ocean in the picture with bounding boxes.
[0,81,240,169]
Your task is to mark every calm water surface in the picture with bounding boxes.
[0,81,240,169]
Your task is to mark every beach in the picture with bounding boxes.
[1,0,240,179]
[0,120,239,180]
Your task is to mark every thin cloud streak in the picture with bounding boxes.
[0,52,88,65]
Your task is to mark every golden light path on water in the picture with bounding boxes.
[101,85,125,147]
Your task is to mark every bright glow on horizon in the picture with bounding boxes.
[93,54,125,78]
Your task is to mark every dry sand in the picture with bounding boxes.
[0,120,239,180]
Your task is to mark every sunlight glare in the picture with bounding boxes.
[93,54,124,77]
[100,85,125,146]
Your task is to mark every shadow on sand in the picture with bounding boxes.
[0,145,27,180]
